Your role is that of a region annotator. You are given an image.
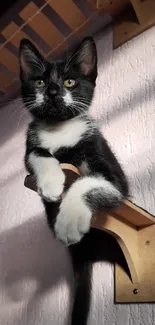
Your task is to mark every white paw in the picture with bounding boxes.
[37,169,65,202]
[54,198,92,245]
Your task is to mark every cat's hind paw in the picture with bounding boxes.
[54,197,92,245]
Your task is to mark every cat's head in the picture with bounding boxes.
[19,37,97,121]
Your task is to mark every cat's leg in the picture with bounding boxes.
[54,176,123,245]
[27,152,65,202]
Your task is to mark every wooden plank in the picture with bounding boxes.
[45,10,97,59]
[86,0,97,9]
[114,5,155,48]
[0,72,12,89]
[46,0,86,30]
[19,2,65,49]
[2,22,44,54]
[115,200,155,227]
[0,47,18,75]
[98,0,129,16]
[6,79,19,93]
[130,0,155,24]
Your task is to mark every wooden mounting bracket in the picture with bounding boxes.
[24,163,155,303]
[114,0,155,48]
[96,0,155,48]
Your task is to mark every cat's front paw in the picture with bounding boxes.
[54,198,92,245]
[37,169,65,202]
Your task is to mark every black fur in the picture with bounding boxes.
[19,37,129,324]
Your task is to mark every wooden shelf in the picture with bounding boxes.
[24,163,155,303]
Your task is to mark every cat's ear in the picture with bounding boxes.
[69,37,97,80]
[19,39,45,81]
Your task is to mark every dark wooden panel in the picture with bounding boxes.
[114,4,155,48]
[0,47,18,74]
[98,0,129,16]
[0,72,12,89]
[46,0,86,30]
[2,21,44,54]
[19,2,65,48]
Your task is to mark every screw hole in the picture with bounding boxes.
[133,288,138,295]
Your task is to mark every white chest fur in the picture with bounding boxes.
[38,118,89,154]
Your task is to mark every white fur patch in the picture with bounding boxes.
[55,176,121,245]
[36,92,44,105]
[29,153,65,201]
[38,118,88,154]
[63,90,73,106]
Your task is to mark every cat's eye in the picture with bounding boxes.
[34,79,45,88]
[64,78,76,88]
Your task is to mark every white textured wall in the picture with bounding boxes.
[0,25,155,325]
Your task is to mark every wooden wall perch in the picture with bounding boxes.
[24,163,155,303]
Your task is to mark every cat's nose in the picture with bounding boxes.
[47,82,60,97]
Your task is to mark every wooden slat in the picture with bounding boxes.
[51,42,68,56]
[98,0,129,16]
[6,79,19,93]
[46,0,86,30]
[0,72,12,89]
[0,47,18,75]
[86,0,97,9]
[45,10,97,58]
[115,201,155,227]
[2,22,44,54]
[19,2,65,49]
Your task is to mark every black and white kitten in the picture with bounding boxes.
[19,37,129,325]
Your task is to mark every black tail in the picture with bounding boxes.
[70,245,92,325]
[71,261,92,325]
[68,228,104,325]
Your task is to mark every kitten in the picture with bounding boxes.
[19,37,129,325]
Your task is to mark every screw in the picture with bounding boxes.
[133,288,139,295]
[146,240,150,246]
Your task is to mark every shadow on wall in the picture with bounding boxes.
[0,97,31,147]
[0,213,128,299]
[0,216,74,324]
[0,167,25,188]
[94,76,155,125]
[0,216,72,298]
